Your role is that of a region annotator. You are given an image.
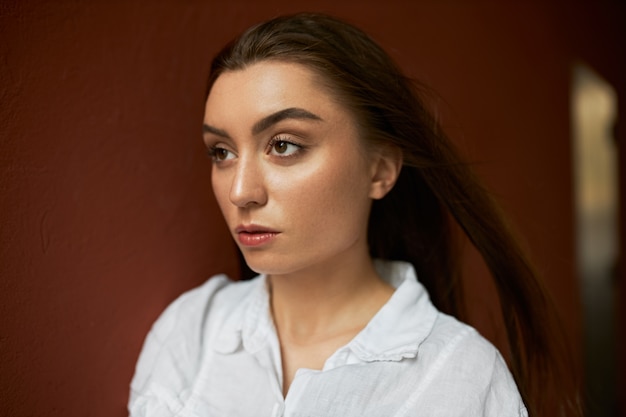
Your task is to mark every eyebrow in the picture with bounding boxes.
[203,107,322,138]
[252,107,322,135]
[202,124,229,138]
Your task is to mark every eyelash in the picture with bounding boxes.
[266,136,305,158]
[207,135,305,163]
[207,145,233,162]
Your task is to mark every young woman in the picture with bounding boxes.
[129,13,580,416]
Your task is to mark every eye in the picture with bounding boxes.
[268,138,302,157]
[208,145,235,162]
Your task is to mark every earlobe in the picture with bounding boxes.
[369,147,403,200]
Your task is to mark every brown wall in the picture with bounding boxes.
[1,1,623,416]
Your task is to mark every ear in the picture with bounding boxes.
[368,146,403,200]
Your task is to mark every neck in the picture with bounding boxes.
[267,251,394,344]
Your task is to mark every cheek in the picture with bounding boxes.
[271,159,372,231]
[211,170,231,216]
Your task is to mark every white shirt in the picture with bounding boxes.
[129,261,528,416]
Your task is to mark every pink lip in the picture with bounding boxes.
[235,225,280,247]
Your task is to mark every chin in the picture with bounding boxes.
[240,255,280,276]
[241,252,303,277]
[244,262,291,277]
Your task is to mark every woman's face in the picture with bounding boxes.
[203,61,380,276]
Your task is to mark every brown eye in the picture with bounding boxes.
[215,148,229,160]
[209,146,234,162]
[268,138,301,157]
[274,141,289,154]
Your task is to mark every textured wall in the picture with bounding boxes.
[1,1,623,416]
[0,2,240,415]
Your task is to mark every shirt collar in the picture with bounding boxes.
[211,276,273,355]
[241,276,275,354]
[212,260,439,363]
[346,260,438,362]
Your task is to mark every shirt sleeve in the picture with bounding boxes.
[128,275,231,417]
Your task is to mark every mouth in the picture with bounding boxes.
[235,224,280,247]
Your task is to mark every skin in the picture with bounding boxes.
[203,61,402,396]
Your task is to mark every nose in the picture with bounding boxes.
[229,156,268,208]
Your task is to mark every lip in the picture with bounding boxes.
[235,224,280,247]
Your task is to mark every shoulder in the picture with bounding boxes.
[422,312,498,366]
[410,313,528,416]
[148,274,259,342]
[129,274,262,412]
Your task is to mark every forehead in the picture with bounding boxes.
[205,61,343,123]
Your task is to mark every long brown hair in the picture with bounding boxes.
[206,12,581,416]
